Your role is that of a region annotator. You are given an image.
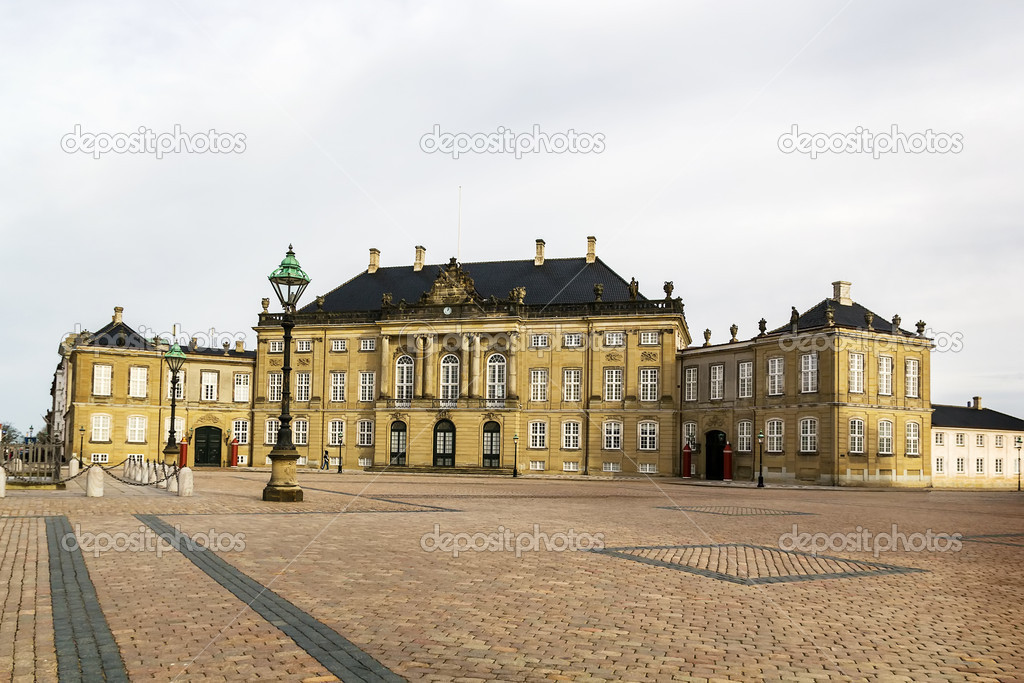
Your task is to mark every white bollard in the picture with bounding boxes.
[141,461,151,485]
[12,458,22,473]
[123,460,130,478]
[156,464,167,489]
[167,468,179,493]
[86,466,104,497]
[69,459,80,478]
[177,467,194,497]
[0,468,6,498]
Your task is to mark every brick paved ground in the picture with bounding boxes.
[1,469,1023,681]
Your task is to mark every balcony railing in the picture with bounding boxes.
[384,398,513,410]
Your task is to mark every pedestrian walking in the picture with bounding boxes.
[321,450,330,470]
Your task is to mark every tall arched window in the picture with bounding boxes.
[440,354,460,405]
[482,421,501,467]
[486,354,506,406]
[395,355,414,405]
[434,419,455,466]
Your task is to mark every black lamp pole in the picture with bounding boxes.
[1016,436,1022,492]
[163,342,186,466]
[78,426,85,467]
[757,429,765,488]
[513,433,519,477]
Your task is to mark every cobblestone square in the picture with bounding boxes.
[2,470,1023,681]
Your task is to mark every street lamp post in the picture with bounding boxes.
[757,429,765,488]
[512,433,519,478]
[78,426,85,467]
[1016,436,1022,492]
[163,342,186,467]
[263,245,311,503]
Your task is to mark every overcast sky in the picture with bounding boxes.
[2,1,1022,435]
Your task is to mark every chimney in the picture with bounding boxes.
[973,396,983,410]
[235,340,245,353]
[368,248,380,274]
[534,239,545,266]
[586,236,597,264]
[832,281,852,306]
[414,245,426,272]
[113,306,123,324]
[189,337,198,350]
[222,341,230,355]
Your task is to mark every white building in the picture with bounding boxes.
[931,397,1024,489]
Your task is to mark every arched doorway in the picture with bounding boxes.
[433,420,455,466]
[705,430,726,480]
[482,421,500,467]
[390,422,407,466]
[194,426,222,467]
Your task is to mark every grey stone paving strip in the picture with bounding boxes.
[135,514,405,683]
[298,485,460,511]
[44,515,130,683]
[656,505,815,516]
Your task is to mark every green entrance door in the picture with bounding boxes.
[194,426,222,467]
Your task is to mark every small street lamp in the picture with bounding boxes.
[78,425,85,467]
[163,342,186,467]
[1016,435,1022,492]
[512,433,519,478]
[757,429,765,488]
[263,245,310,502]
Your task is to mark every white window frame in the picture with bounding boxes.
[878,420,894,455]
[976,434,985,447]
[799,418,817,453]
[878,356,893,396]
[905,358,920,398]
[638,462,658,474]
[684,422,697,449]
[604,368,623,401]
[562,368,581,402]
[638,421,658,451]
[849,353,864,393]
[935,432,944,446]
[529,421,547,449]
[975,458,984,474]
[330,371,346,402]
[906,422,920,456]
[766,419,783,453]
[529,368,548,402]
[604,331,624,347]
[128,366,147,398]
[91,414,111,442]
[167,369,185,400]
[710,364,724,400]
[296,339,312,352]
[955,456,965,473]
[800,353,817,393]
[331,339,347,352]
[602,462,622,473]
[850,419,865,454]
[995,435,1004,448]
[294,419,308,446]
[768,357,784,396]
[295,372,311,402]
[163,417,185,443]
[360,338,376,351]
[530,334,549,348]
[486,354,506,401]
[126,415,146,443]
[530,460,545,471]
[935,456,945,474]
[93,365,112,397]
[232,419,249,445]
[995,458,1004,474]
[738,361,753,399]
[684,367,697,402]
[639,331,659,346]
[359,371,376,402]
[328,420,344,446]
[266,419,280,445]
[737,420,752,452]
[440,355,459,403]
[603,421,622,450]
[640,368,659,402]
[233,373,250,402]
[357,420,374,446]
[268,372,283,402]
[563,461,579,472]
[955,433,965,447]
[201,371,218,401]
[395,356,414,403]
[562,421,581,450]
[563,333,583,348]
[269,340,284,353]
[90,453,109,464]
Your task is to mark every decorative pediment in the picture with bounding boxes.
[421,258,481,305]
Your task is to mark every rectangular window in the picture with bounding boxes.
[800,354,817,393]
[638,463,658,474]
[935,456,945,474]
[768,358,784,396]
[128,367,148,398]
[604,368,623,401]
[232,419,249,445]
[562,461,579,472]
[800,419,817,453]
[710,364,724,400]
[640,368,659,402]
[975,458,984,474]
[90,453,109,464]
[738,361,753,399]
[296,339,312,352]
[530,334,549,348]
[330,372,346,402]
[93,365,112,396]
[268,373,282,402]
[602,462,621,472]
[529,421,547,449]
[879,421,893,455]
[767,420,783,453]
[562,422,580,450]
[266,419,279,445]
[295,372,311,402]
[294,419,308,445]
[604,332,624,347]
[359,372,375,402]
[530,460,545,471]
[850,419,865,454]
[639,422,658,450]
[563,333,583,348]
[639,331,659,345]
[684,422,697,449]
[906,423,920,456]
[328,420,344,446]
[905,359,920,398]
[91,414,111,441]
[201,371,218,401]
[360,338,376,351]
[995,458,1003,474]
[562,369,581,402]
[849,353,864,393]
[269,340,283,353]
[164,417,184,443]
[167,370,185,400]
[684,367,697,402]
[527,369,547,402]
[331,339,347,352]
[976,434,985,447]
[956,456,965,473]
[127,416,146,443]
[955,433,965,447]
[603,421,622,450]
[125,454,144,464]
[737,421,752,452]
[878,357,893,396]
[935,432,945,446]
[357,456,373,467]
[995,435,1004,448]
[358,420,374,446]
[233,374,250,402]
